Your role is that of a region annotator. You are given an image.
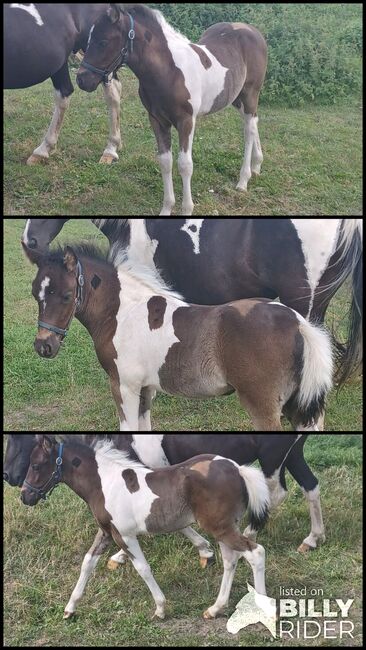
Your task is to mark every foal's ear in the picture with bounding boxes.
[22,242,43,267]
[35,435,54,454]
[64,247,78,273]
[109,4,123,22]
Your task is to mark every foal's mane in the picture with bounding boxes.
[94,440,146,470]
[121,4,188,43]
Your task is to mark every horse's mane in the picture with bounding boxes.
[94,440,146,470]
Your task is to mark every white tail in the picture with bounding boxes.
[239,465,270,518]
[297,318,333,408]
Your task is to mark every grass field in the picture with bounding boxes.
[3,218,362,432]
[4,71,362,216]
[3,434,363,647]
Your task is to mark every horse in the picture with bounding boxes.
[4,433,326,554]
[4,3,121,165]
[21,435,270,621]
[76,3,268,216]
[21,217,363,388]
[23,242,333,433]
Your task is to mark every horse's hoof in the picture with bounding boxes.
[236,184,248,193]
[27,154,48,166]
[203,609,216,620]
[63,611,75,620]
[99,154,118,165]
[297,542,315,554]
[151,611,166,621]
[107,559,123,571]
[200,555,215,569]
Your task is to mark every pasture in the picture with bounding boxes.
[3,69,362,217]
[3,434,363,647]
[4,218,362,432]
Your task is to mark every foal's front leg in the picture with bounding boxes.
[122,536,167,619]
[64,529,112,619]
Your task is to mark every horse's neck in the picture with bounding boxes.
[77,257,120,335]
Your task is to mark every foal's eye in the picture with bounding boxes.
[99,40,108,49]
[62,292,73,303]
[31,464,40,471]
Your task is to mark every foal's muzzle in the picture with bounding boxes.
[34,333,61,359]
[77,70,101,93]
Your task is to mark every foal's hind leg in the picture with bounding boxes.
[233,88,264,191]
[64,529,112,619]
[180,527,215,568]
[204,533,266,619]
[238,393,283,431]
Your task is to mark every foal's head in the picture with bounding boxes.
[21,435,60,506]
[23,244,82,359]
[77,4,140,91]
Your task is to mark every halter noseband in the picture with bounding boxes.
[23,443,64,500]
[81,12,136,85]
[38,259,85,339]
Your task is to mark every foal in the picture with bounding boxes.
[77,4,268,215]
[21,435,270,620]
[25,243,333,431]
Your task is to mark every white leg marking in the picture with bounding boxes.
[237,113,257,191]
[242,544,266,596]
[123,536,166,619]
[180,527,214,561]
[301,485,325,549]
[205,543,240,618]
[158,151,176,216]
[100,78,122,164]
[27,90,71,165]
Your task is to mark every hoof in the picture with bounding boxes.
[297,543,315,554]
[99,154,118,165]
[107,559,123,571]
[152,611,166,621]
[27,154,48,166]
[203,609,216,620]
[236,184,248,193]
[63,611,75,620]
[200,555,215,569]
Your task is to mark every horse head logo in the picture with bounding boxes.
[227,584,277,637]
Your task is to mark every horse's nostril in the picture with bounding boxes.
[3,473,9,482]
[28,238,38,249]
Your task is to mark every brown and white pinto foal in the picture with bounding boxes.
[77,4,268,215]
[21,435,270,620]
[25,244,333,431]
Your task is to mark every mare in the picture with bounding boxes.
[24,243,333,433]
[22,218,363,388]
[4,3,121,164]
[21,435,270,620]
[76,3,268,215]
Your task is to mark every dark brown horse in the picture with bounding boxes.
[4,3,121,164]
[76,3,268,215]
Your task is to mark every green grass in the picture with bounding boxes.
[4,218,362,431]
[3,434,363,646]
[4,71,362,216]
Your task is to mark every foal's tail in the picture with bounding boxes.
[239,465,270,531]
[295,317,334,425]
